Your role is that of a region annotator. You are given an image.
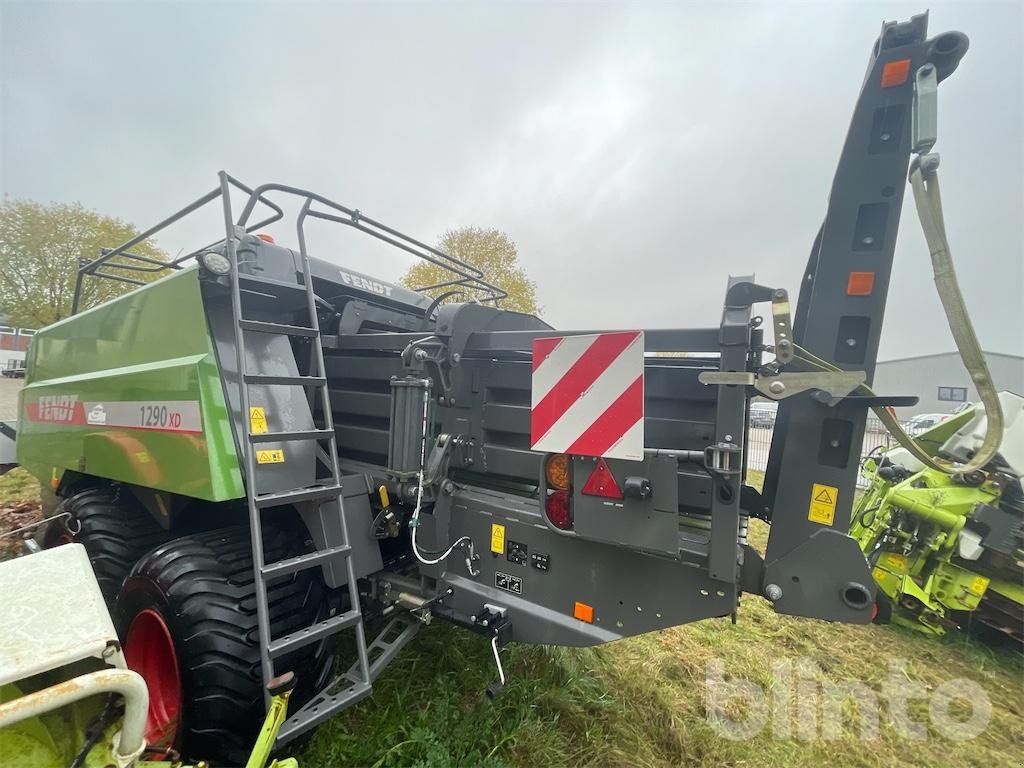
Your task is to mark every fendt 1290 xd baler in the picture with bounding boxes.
[6,13,1004,766]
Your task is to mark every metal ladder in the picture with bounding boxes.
[221,187,372,742]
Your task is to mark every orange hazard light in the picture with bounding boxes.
[545,453,571,491]
[847,271,876,296]
[574,601,594,623]
[881,59,911,88]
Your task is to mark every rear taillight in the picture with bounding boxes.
[545,453,570,490]
[545,490,572,530]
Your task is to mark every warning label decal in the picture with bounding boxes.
[256,449,285,464]
[807,483,838,525]
[490,523,506,555]
[249,407,268,434]
[495,571,523,595]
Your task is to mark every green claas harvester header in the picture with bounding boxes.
[851,393,1023,641]
[2,12,1015,767]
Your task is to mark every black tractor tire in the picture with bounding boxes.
[116,523,335,764]
[50,484,173,605]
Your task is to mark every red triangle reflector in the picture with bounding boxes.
[581,458,623,499]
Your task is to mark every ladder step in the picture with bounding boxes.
[249,429,334,444]
[261,544,351,580]
[243,374,326,386]
[269,609,362,659]
[361,615,420,683]
[253,484,342,508]
[276,674,372,744]
[239,319,319,338]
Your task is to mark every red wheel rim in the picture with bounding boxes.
[124,608,182,747]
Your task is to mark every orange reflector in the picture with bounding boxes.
[847,271,876,296]
[881,59,911,88]
[581,458,623,499]
[256,233,275,243]
[574,601,594,623]
[545,453,571,490]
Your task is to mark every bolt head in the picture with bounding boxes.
[768,381,785,394]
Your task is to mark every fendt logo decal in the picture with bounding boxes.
[30,395,82,423]
[26,398,202,434]
[530,331,645,461]
[339,269,394,298]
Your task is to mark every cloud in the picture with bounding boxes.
[1,0,1020,358]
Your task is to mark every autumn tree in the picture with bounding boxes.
[0,199,166,328]
[400,226,540,315]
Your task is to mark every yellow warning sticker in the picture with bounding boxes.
[490,523,506,554]
[879,552,908,571]
[970,575,989,595]
[807,483,838,525]
[256,449,285,464]
[249,406,268,434]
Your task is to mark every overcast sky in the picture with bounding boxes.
[1,0,1021,359]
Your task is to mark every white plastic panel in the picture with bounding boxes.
[0,543,122,686]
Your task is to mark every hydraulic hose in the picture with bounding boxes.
[906,158,1004,472]
[793,157,1003,475]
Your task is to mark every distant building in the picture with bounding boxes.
[873,351,1024,417]
[0,320,36,375]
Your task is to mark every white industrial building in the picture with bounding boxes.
[873,351,1024,417]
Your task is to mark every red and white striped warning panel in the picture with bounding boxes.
[530,331,644,461]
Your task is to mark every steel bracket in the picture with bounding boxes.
[698,370,865,401]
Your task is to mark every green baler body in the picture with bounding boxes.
[16,267,243,501]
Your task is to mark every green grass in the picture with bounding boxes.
[301,592,1022,768]
[300,469,1023,767]
[0,466,41,503]
[0,468,43,559]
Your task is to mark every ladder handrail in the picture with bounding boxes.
[71,177,285,314]
[71,172,508,315]
[218,172,278,705]
[220,171,372,722]
[234,181,507,304]
[297,197,371,687]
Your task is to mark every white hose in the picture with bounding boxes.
[408,379,475,568]
[490,634,506,686]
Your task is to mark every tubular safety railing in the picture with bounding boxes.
[70,173,506,314]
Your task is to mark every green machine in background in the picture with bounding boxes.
[851,392,1024,640]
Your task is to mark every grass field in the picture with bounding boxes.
[1,468,1020,766]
